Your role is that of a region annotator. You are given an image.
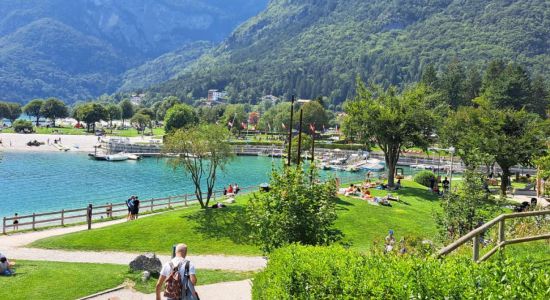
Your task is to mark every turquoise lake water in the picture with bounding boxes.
[0,151,368,217]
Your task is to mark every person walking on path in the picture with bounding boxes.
[156,243,198,300]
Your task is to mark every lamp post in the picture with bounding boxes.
[449,146,455,193]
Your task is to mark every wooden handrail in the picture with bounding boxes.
[438,209,550,263]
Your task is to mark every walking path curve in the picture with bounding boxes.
[0,216,266,272]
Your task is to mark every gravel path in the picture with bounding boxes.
[0,217,266,272]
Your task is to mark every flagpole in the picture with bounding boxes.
[287,95,295,166]
[297,108,303,165]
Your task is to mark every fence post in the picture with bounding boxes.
[168,196,172,209]
[61,209,65,226]
[498,219,505,249]
[2,217,6,235]
[185,194,188,207]
[32,213,36,231]
[87,204,93,230]
[472,235,480,262]
[151,199,154,212]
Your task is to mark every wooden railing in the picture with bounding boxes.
[437,210,550,263]
[2,186,257,234]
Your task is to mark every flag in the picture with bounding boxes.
[322,124,326,132]
[228,121,233,128]
[241,122,247,129]
[309,123,316,133]
[282,123,287,129]
[335,125,339,132]
[268,123,272,131]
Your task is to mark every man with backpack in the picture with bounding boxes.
[156,243,199,300]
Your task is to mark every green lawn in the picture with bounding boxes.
[1,126,165,138]
[0,260,126,300]
[0,260,255,300]
[335,182,441,252]
[31,194,263,256]
[31,181,444,255]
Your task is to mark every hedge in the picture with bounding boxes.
[414,170,436,187]
[253,245,549,299]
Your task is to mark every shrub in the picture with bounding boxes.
[246,166,341,253]
[253,245,550,299]
[13,120,33,133]
[413,170,436,187]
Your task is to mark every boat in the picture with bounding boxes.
[361,159,385,172]
[127,154,142,160]
[105,153,129,161]
[88,153,107,160]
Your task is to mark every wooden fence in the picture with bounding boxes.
[2,186,257,234]
[437,210,550,263]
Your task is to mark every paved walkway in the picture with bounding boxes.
[84,280,252,300]
[1,214,266,272]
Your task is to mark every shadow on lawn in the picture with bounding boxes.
[393,186,440,202]
[184,206,253,244]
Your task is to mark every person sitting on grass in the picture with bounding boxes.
[0,256,14,276]
[394,179,401,190]
[344,184,358,196]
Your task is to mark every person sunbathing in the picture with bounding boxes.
[344,184,358,196]
[362,189,374,200]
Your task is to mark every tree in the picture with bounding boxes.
[301,101,329,130]
[23,99,44,126]
[155,96,181,120]
[0,102,22,124]
[164,104,199,132]
[246,166,340,253]
[76,103,108,132]
[439,60,466,108]
[119,99,134,126]
[343,81,436,186]
[136,108,155,120]
[221,104,247,133]
[105,104,122,127]
[442,100,546,195]
[420,64,439,89]
[163,124,234,208]
[130,113,151,135]
[435,170,501,241]
[40,98,68,127]
[530,76,549,117]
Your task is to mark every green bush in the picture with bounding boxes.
[246,167,341,253]
[253,245,550,299]
[13,120,33,133]
[413,170,436,187]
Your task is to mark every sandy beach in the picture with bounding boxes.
[0,133,156,153]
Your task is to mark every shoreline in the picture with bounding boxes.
[0,133,158,153]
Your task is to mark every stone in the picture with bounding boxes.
[129,253,162,275]
[141,271,151,282]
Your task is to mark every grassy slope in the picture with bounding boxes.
[336,182,440,252]
[0,260,255,300]
[31,181,442,255]
[29,180,548,261]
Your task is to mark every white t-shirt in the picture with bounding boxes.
[160,257,196,277]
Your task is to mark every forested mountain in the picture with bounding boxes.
[0,0,268,103]
[151,0,550,104]
[119,41,213,92]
